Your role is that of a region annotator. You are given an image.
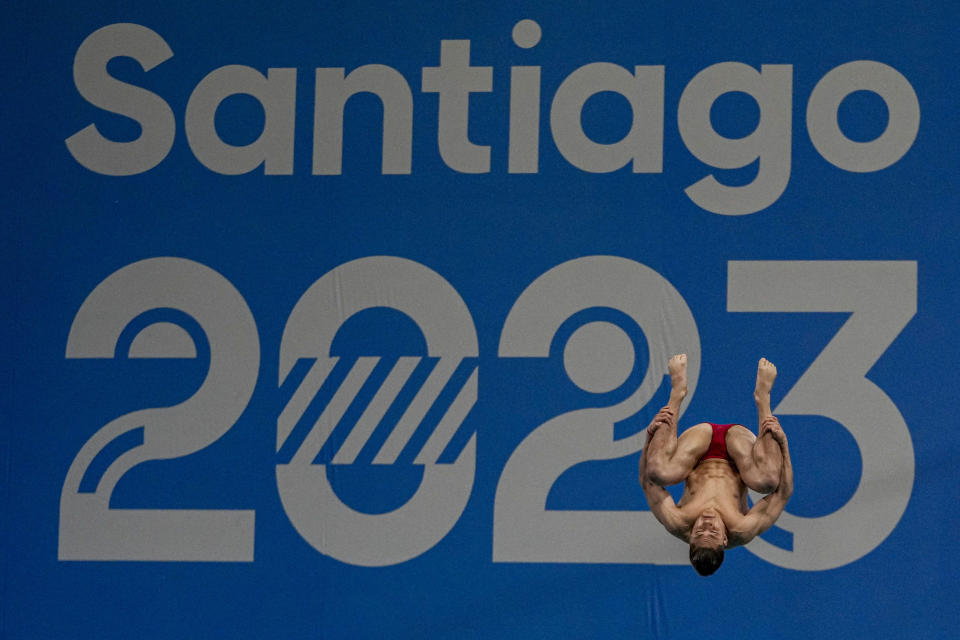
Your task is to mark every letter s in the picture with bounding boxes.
[66,23,175,175]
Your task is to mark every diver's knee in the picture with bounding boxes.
[752,473,779,495]
[645,460,680,487]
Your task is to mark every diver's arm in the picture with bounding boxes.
[733,418,793,543]
[640,431,689,541]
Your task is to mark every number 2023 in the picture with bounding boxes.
[60,256,915,570]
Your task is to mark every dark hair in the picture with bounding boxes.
[689,544,724,576]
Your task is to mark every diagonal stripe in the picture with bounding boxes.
[277,357,337,450]
[332,356,420,464]
[290,357,379,465]
[350,358,436,465]
[373,357,460,464]
[279,357,318,400]
[415,366,477,465]
[315,357,396,464]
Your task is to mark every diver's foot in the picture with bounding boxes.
[668,354,688,404]
[754,357,777,407]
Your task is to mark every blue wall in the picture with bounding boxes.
[5,2,958,638]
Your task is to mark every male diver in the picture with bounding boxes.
[639,355,793,575]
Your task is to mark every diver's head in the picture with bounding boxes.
[688,508,727,576]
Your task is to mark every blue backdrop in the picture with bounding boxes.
[5,2,959,638]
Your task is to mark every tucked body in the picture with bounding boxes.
[639,355,793,574]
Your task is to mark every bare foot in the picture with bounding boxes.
[754,357,777,425]
[668,354,687,405]
[754,357,776,399]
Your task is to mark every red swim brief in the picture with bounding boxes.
[698,423,738,469]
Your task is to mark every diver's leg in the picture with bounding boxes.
[644,355,710,486]
[730,358,783,493]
